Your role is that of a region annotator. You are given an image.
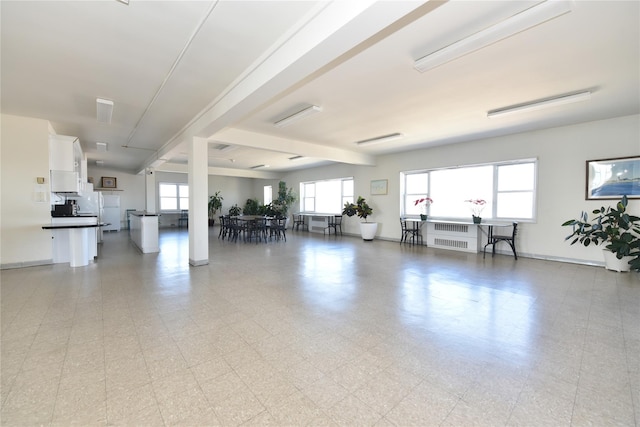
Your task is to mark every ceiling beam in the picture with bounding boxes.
[212,128,376,166]
[156,162,281,179]
[140,0,429,173]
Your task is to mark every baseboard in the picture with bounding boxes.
[1,259,53,270]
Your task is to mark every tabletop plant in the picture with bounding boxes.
[415,197,433,220]
[562,195,640,271]
[465,198,486,223]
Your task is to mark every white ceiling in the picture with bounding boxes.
[2,1,638,178]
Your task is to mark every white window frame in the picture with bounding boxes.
[400,158,537,221]
[159,182,189,212]
[299,177,354,214]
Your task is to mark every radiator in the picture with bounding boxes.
[426,221,481,253]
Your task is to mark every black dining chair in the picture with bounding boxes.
[178,210,188,228]
[483,222,518,259]
[293,214,307,231]
[400,218,422,245]
[324,215,342,235]
[270,217,287,241]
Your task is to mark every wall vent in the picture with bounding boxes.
[434,238,469,249]
[434,223,469,233]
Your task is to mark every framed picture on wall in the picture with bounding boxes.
[370,179,388,195]
[101,176,117,189]
[586,156,640,200]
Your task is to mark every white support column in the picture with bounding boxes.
[145,168,156,213]
[188,137,209,266]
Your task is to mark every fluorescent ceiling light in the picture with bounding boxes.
[96,142,108,152]
[288,155,305,161]
[116,0,129,4]
[95,160,104,166]
[96,98,114,123]
[487,91,591,118]
[414,0,571,73]
[274,105,322,127]
[250,164,269,169]
[356,133,404,146]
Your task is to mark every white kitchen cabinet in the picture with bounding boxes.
[49,134,85,193]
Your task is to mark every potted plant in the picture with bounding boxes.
[342,196,377,241]
[465,199,487,223]
[243,198,260,215]
[208,191,223,226]
[275,181,297,222]
[562,195,640,272]
[228,204,242,217]
[414,197,433,220]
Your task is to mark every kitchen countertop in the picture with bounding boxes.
[43,223,109,229]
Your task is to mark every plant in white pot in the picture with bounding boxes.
[562,195,640,272]
[342,196,377,241]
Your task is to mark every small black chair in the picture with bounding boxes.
[400,218,422,245]
[324,215,342,235]
[293,214,307,231]
[270,217,287,241]
[483,222,518,259]
[178,210,188,228]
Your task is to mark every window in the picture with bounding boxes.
[264,185,272,204]
[159,183,188,211]
[401,159,536,220]
[300,177,353,213]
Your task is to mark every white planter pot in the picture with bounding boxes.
[602,249,633,272]
[359,222,378,241]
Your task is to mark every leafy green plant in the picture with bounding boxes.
[342,196,373,222]
[228,204,242,216]
[243,198,260,215]
[562,195,640,271]
[208,191,223,220]
[276,181,297,216]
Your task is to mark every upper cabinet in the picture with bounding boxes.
[49,135,86,193]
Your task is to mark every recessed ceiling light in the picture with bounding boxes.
[274,105,322,127]
[96,142,108,152]
[96,98,114,123]
[487,91,591,118]
[414,0,571,72]
[355,133,404,146]
[96,160,104,166]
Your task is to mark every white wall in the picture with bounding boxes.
[86,166,146,230]
[1,114,54,268]
[3,113,638,268]
[283,115,640,266]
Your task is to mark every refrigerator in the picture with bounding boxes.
[102,195,121,231]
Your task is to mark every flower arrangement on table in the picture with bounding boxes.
[465,199,486,223]
[414,197,433,220]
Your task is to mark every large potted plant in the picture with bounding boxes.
[342,196,377,241]
[208,191,223,226]
[562,195,640,272]
[275,181,297,220]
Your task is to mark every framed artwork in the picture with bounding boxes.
[101,176,117,189]
[370,179,388,195]
[586,156,640,200]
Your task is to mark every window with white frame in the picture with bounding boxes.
[159,183,188,211]
[299,177,354,213]
[264,185,272,204]
[401,159,536,220]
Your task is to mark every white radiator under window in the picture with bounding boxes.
[426,221,481,253]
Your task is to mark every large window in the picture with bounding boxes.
[300,177,353,213]
[159,183,188,211]
[264,185,272,204]
[401,159,536,220]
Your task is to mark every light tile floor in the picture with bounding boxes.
[1,228,638,426]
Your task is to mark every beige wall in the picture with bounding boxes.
[1,114,54,267]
